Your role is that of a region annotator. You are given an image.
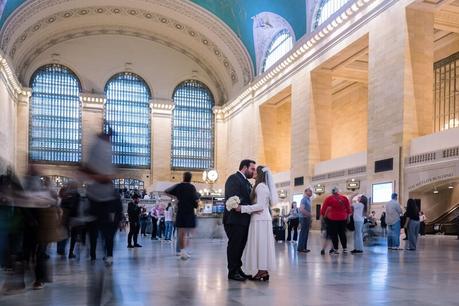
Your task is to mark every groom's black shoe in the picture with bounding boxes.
[228,273,246,282]
[239,270,252,280]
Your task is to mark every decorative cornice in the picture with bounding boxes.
[80,93,105,111]
[0,0,254,86]
[151,98,174,115]
[222,0,377,118]
[0,50,27,99]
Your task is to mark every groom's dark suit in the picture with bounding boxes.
[223,172,252,278]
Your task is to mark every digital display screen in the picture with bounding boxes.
[372,182,393,203]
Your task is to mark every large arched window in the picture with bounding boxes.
[261,29,294,73]
[313,0,351,30]
[29,64,81,163]
[172,80,214,170]
[104,72,151,168]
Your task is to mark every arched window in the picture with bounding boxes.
[171,80,214,170]
[261,29,294,73]
[313,0,351,30]
[29,64,81,163]
[104,72,151,168]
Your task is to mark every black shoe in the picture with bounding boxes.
[351,249,363,254]
[320,249,325,255]
[134,244,142,248]
[239,270,252,280]
[127,245,134,248]
[298,249,311,253]
[228,273,246,282]
[68,253,76,259]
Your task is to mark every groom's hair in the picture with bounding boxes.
[239,159,256,170]
[183,172,192,182]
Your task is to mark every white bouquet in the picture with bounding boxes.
[225,196,240,211]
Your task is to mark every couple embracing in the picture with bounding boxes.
[223,159,276,282]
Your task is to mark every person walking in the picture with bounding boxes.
[165,172,200,260]
[320,187,351,255]
[380,212,387,236]
[351,195,367,254]
[386,193,403,250]
[297,188,313,253]
[405,198,420,251]
[286,202,300,242]
[127,194,142,248]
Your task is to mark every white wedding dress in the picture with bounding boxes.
[241,183,276,274]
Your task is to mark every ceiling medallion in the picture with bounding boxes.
[160,18,168,23]
[214,49,220,56]
[145,13,152,19]
[129,10,137,15]
[48,17,56,23]
[32,24,40,31]
[96,8,105,13]
[189,31,196,37]
[63,12,72,18]
[175,24,183,30]
[79,9,89,15]
[113,8,121,14]
[202,39,208,45]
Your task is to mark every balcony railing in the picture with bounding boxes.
[406,146,459,166]
[312,166,366,182]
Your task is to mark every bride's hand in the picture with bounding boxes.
[234,205,241,212]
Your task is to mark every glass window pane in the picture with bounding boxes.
[104,72,151,168]
[29,64,82,163]
[262,30,293,72]
[171,80,214,170]
[313,0,351,30]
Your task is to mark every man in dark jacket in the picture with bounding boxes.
[223,159,256,281]
[127,194,142,248]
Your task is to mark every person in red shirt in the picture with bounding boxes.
[320,187,352,255]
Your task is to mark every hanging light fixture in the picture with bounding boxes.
[433,187,439,194]
[448,184,454,189]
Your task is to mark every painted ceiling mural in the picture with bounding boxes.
[0,0,307,65]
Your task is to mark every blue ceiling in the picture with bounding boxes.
[0,0,307,66]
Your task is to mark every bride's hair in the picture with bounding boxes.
[250,165,266,202]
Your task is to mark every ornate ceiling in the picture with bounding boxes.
[0,0,266,102]
[0,0,307,65]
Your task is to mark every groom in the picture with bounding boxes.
[223,159,256,281]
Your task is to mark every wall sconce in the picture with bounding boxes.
[448,184,454,189]
[433,187,439,194]
[346,178,360,191]
[278,189,287,199]
[314,184,325,195]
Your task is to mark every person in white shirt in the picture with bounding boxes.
[351,195,367,254]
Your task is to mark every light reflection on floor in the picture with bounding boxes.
[0,232,458,305]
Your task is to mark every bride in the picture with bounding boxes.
[235,165,276,281]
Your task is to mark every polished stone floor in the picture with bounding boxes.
[1,231,459,306]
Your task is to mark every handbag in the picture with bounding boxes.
[347,215,355,231]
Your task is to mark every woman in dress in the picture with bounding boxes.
[235,166,276,281]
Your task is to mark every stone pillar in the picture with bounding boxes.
[406,8,434,138]
[81,94,105,162]
[290,69,313,194]
[151,98,174,185]
[311,69,333,162]
[15,90,31,177]
[213,106,228,184]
